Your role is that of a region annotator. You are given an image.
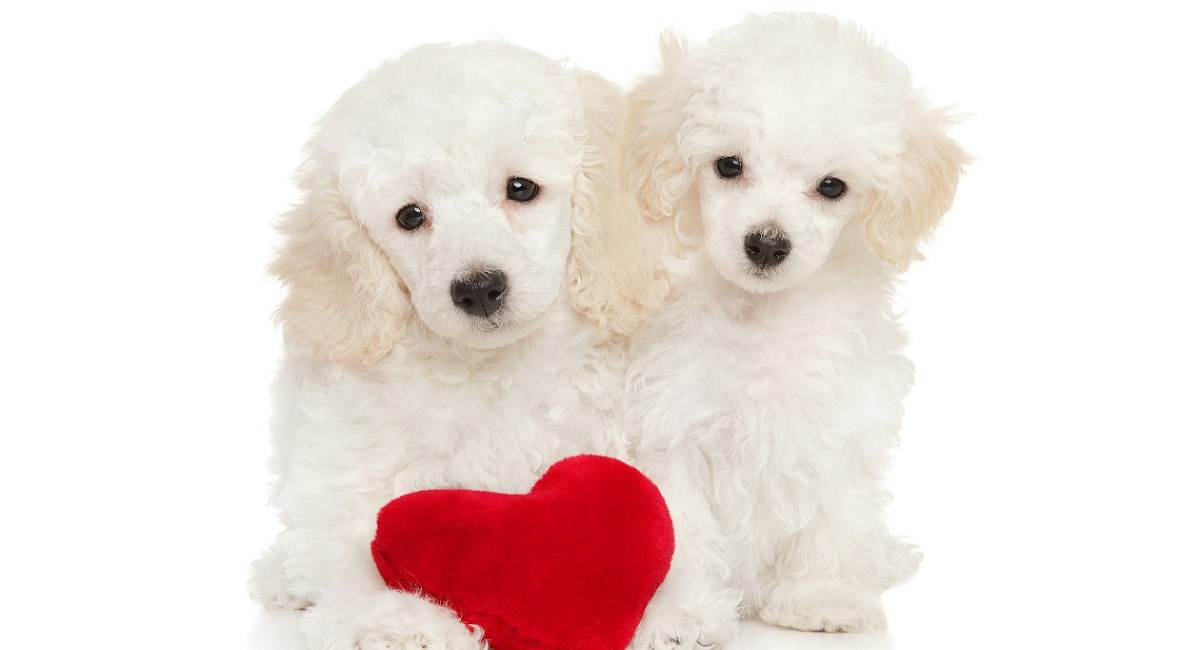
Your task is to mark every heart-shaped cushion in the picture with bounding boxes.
[371,454,674,650]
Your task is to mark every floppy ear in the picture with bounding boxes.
[565,70,669,337]
[624,32,700,226]
[860,100,969,268]
[271,175,411,366]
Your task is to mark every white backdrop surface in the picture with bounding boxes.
[2,1,1197,649]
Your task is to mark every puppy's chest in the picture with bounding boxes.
[403,356,607,424]
[640,295,862,443]
[369,353,619,489]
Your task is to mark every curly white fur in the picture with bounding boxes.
[249,42,665,650]
[623,14,968,644]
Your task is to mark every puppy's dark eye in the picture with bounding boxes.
[506,177,539,202]
[715,156,743,178]
[395,204,426,231]
[817,177,847,200]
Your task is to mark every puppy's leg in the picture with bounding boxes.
[756,351,921,633]
[268,474,480,650]
[631,452,741,650]
[757,474,909,633]
[303,585,483,650]
[248,537,310,610]
[286,520,483,650]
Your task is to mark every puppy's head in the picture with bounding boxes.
[627,13,968,293]
[274,43,663,366]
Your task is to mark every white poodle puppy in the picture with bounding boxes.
[622,14,968,644]
[248,42,663,649]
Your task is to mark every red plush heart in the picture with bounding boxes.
[371,455,674,650]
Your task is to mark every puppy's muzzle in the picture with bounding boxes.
[744,230,791,270]
[451,270,508,318]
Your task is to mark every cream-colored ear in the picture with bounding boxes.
[566,70,669,337]
[271,181,411,366]
[624,31,699,225]
[861,101,969,268]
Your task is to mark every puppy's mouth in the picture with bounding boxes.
[748,265,783,278]
[469,314,507,332]
[448,303,551,351]
[716,253,800,295]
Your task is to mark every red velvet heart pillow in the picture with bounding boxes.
[371,455,674,650]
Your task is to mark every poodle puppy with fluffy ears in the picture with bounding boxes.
[248,42,664,649]
[623,13,968,644]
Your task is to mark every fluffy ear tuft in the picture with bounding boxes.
[566,70,669,337]
[271,185,411,366]
[624,31,700,224]
[861,102,969,268]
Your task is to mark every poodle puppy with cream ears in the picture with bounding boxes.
[623,14,968,644]
[247,42,663,649]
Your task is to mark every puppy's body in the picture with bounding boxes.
[256,298,624,647]
[627,231,918,639]
[624,14,966,644]
[250,42,662,649]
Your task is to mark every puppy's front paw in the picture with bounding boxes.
[631,588,740,649]
[248,545,310,611]
[303,589,483,650]
[758,583,884,633]
[358,627,479,650]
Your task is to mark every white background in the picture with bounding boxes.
[2,1,1197,648]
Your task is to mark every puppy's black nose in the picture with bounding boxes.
[451,271,508,318]
[744,231,791,269]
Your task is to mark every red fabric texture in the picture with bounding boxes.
[371,454,675,650]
